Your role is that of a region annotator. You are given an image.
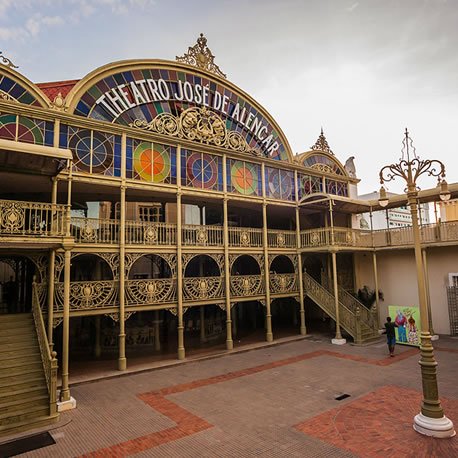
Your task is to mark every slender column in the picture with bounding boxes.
[295,207,306,335]
[331,250,344,342]
[60,248,71,402]
[94,315,101,358]
[47,250,56,351]
[176,192,185,359]
[223,197,233,349]
[408,192,446,424]
[422,248,436,338]
[118,185,127,370]
[372,252,380,328]
[154,310,161,351]
[262,203,273,342]
[200,306,206,343]
[329,200,335,246]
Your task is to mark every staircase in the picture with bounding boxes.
[302,272,380,344]
[0,312,58,436]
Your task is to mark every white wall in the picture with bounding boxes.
[354,246,458,335]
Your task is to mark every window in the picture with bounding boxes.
[139,205,161,223]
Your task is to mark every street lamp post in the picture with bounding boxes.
[378,129,454,438]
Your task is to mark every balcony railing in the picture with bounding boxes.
[228,226,263,247]
[267,229,297,248]
[183,276,224,301]
[125,221,176,245]
[182,224,223,247]
[71,217,119,244]
[125,278,176,305]
[230,274,264,298]
[270,273,298,294]
[0,199,66,237]
[300,221,458,249]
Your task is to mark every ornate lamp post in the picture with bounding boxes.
[378,129,454,438]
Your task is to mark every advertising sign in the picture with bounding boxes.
[388,305,421,347]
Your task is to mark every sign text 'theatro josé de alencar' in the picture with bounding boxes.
[95,78,280,156]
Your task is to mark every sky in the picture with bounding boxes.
[1,0,457,195]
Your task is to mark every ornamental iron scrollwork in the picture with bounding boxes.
[230,275,264,297]
[270,273,297,294]
[54,280,118,312]
[52,317,63,328]
[166,307,188,316]
[0,51,18,69]
[310,128,334,155]
[176,33,226,78]
[125,279,176,305]
[0,201,25,233]
[311,163,334,174]
[130,106,262,157]
[276,232,286,247]
[183,276,224,301]
[105,312,134,322]
[143,225,158,243]
[240,230,251,246]
[0,89,17,102]
[217,303,226,311]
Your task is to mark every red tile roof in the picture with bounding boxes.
[36,79,80,101]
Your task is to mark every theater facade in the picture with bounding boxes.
[1,35,457,434]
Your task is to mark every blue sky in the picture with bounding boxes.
[1,0,457,194]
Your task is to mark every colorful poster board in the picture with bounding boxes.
[388,306,421,347]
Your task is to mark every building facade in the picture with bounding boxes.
[1,36,458,435]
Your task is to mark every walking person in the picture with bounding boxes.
[384,316,398,357]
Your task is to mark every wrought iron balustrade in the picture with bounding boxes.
[32,283,58,416]
[267,229,297,248]
[182,224,223,247]
[228,226,263,247]
[71,217,119,243]
[183,276,224,301]
[125,278,176,305]
[54,280,118,312]
[270,273,298,294]
[0,199,66,237]
[230,274,264,298]
[124,221,177,245]
[300,227,330,248]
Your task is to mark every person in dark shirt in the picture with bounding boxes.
[384,316,398,357]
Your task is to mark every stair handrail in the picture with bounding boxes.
[321,275,378,332]
[302,271,356,336]
[32,281,58,416]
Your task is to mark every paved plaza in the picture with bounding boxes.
[6,335,458,457]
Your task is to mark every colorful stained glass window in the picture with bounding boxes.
[127,139,176,184]
[0,74,41,106]
[302,154,344,175]
[181,150,222,191]
[0,114,53,146]
[61,126,119,176]
[298,174,323,199]
[326,179,348,197]
[227,159,261,196]
[265,167,295,201]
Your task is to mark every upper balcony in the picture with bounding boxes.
[0,199,68,246]
[300,221,458,251]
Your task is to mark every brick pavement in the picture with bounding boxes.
[8,336,458,457]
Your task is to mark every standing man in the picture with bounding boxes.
[384,316,398,357]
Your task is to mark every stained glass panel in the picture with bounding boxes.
[227,159,261,196]
[266,167,295,201]
[181,149,222,191]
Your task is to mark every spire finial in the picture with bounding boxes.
[311,128,333,155]
[176,33,226,79]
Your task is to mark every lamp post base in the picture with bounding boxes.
[413,413,456,438]
[331,338,346,345]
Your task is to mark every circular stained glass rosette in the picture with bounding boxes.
[186,153,218,189]
[134,142,171,183]
[268,170,293,200]
[0,115,43,144]
[69,131,113,174]
[231,161,258,195]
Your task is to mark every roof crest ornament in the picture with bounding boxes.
[176,33,227,79]
[310,128,334,155]
[0,51,18,69]
[130,106,262,157]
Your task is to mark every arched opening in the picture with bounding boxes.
[67,254,114,282]
[184,255,220,277]
[271,297,300,338]
[231,255,261,275]
[270,255,294,274]
[128,254,172,279]
[0,256,37,314]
